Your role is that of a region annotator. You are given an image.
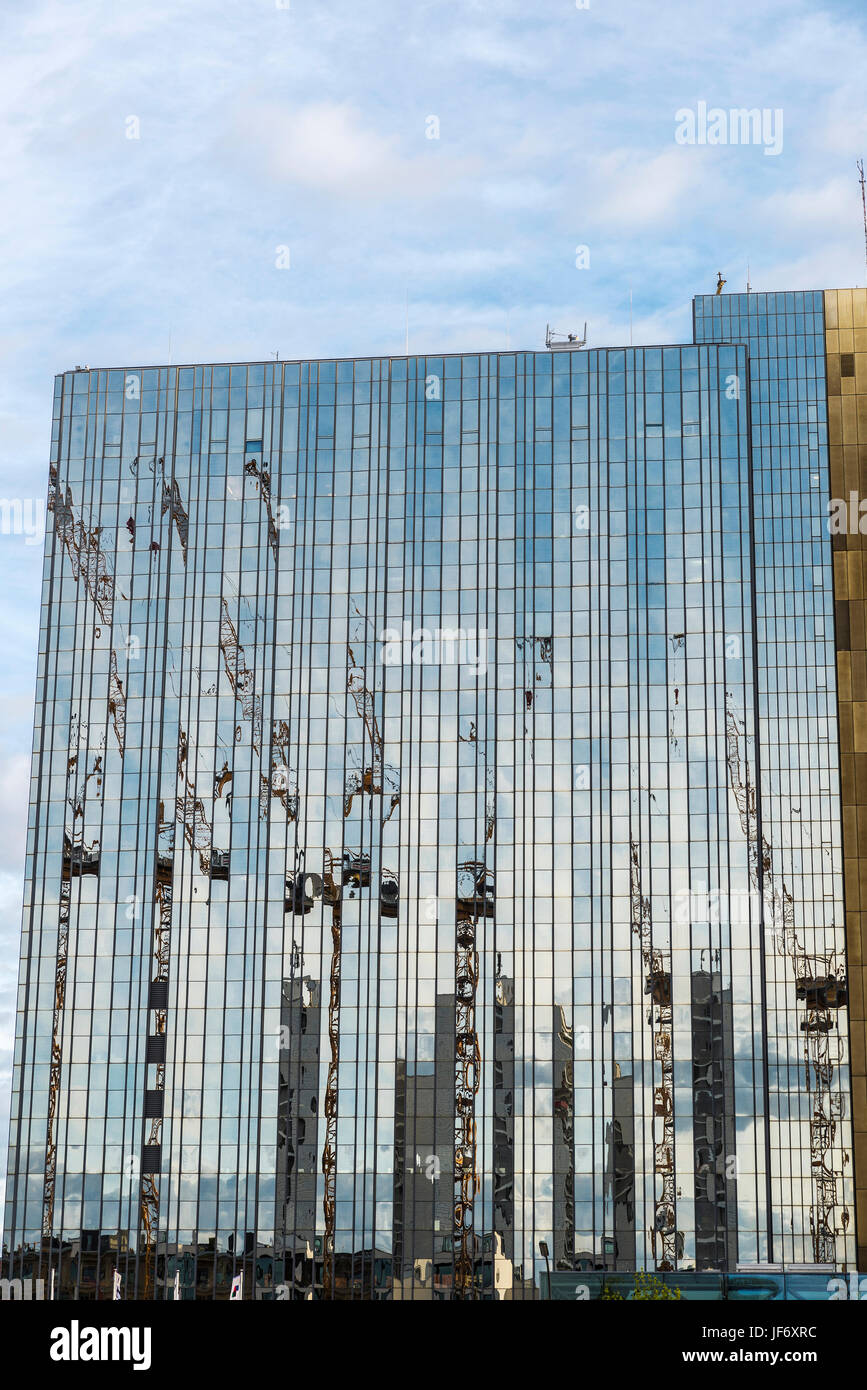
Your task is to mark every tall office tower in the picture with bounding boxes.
[552,1004,577,1269]
[690,969,737,1270]
[275,965,320,1297]
[2,308,860,1299]
[391,993,454,1296]
[492,970,515,1262]
[605,1061,636,1269]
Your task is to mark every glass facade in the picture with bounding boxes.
[2,310,857,1299]
[695,293,853,1271]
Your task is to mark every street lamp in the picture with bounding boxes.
[539,1240,551,1298]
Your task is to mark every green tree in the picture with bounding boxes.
[601,1271,682,1301]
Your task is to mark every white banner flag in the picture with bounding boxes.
[174,1270,180,1301]
[230,1272,243,1301]
[49,1267,56,1301]
[112,1269,122,1301]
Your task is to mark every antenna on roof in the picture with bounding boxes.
[858,159,867,280]
[545,321,588,351]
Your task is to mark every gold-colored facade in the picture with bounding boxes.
[826,286,867,1270]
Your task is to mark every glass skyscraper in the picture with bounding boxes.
[3,288,864,1299]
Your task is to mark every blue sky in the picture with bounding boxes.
[1,0,866,1215]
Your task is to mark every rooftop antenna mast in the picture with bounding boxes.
[858,159,867,280]
[545,321,588,351]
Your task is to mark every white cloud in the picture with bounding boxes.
[451,27,546,77]
[378,246,524,277]
[481,178,556,211]
[588,146,706,229]
[759,176,862,237]
[0,754,29,883]
[231,100,476,201]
